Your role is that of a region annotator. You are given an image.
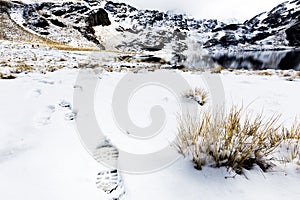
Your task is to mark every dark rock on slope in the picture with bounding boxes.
[87,9,111,26]
[286,22,300,46]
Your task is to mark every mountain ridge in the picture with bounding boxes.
[1,0,299,69]
[1,0,299,51]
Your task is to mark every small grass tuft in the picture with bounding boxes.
[0,73,16,79]
[255,71,273,76]
[210,66,224,74]
[279,120,300,164]
[59,57,67,62]
[182,87,209,106]
[13,64,35,73]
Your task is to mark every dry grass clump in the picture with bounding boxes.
[0,72,16,79]
[227,68,235,72]
[0,61,9,66]
[278,121,300,164]
[210,66,224,74]
[182,88,209,106]
[46,65,64,72]
[59,57,67,62]
[116,55,133,63]
[255,71,274,76]
[176,106,285,173]
[279,70,293,77]
[13,64,35,73]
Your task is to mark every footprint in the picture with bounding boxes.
[73,84,83,91]
[94,140,126,199]
[0,144,29,163]
[34,105,55,126]
[36,78,55,85]
[27,89,42,98]
[64,111,77,121]
[96,170,126,200]
[59,100,72,109]
[58,100,77,121]
[93,142,119,168]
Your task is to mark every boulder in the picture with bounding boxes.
[30,17,49,28]
[86,9,111,26]
[49,19,66,27]
[286,22,300,46]
[220,34,239,46]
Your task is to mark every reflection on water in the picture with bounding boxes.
[212,50,300,70]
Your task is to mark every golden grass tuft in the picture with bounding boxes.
[0,72,16,79]
[182,87,209,106]
[279,70,293,78]
[279,120,300,163]
[0,60,9,66]
[46,65,64,72]
[13,64,35,73]
[210,66,224,74]
[175,106,293,173]
[255,71,273,76]
[59,57,67,62]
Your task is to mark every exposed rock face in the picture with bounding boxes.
[286,22,300,46]
[104,1,137,18]
[49,19,66,28]
[0,1,10,12]
[87,9,111,26]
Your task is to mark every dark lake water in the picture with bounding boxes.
[211,50,300,70]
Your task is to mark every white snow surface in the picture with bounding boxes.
[1,68,300,200]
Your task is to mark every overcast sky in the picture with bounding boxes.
[122,0,286,21]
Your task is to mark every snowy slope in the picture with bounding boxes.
[1,68,300,200]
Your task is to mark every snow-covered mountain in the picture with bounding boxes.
[103,0,300,52]
[0,0,299,69]
[2,0,299,50]
[206,0,300,50]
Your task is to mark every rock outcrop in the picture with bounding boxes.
[286,22,300,46]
